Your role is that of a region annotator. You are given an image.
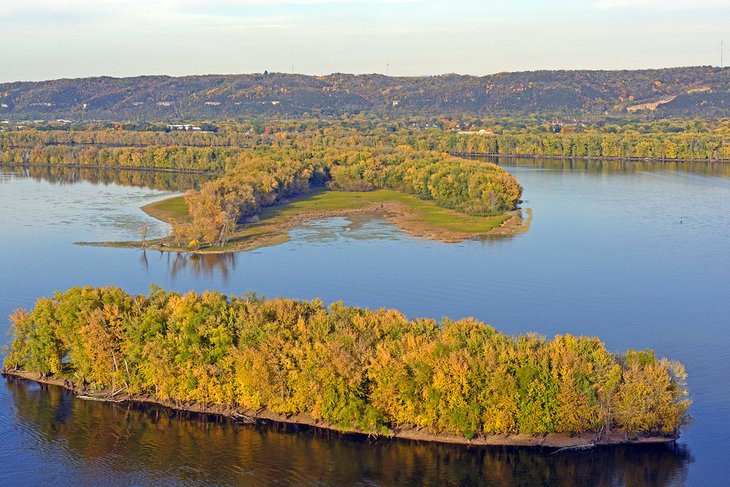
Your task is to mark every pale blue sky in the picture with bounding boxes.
[0,0,728,82]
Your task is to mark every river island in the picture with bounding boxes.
[2,287,691,448]
[75,145,527,253]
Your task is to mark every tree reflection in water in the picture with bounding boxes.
[489,157,730,178]
[6,378,692,487]
[164,251,237,282]
[2,165,211,191]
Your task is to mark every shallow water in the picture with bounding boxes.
[0,161,728,486]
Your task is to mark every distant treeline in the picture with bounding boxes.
[0,144,240,172]
[2,119,729,166]
[446,132,730,160]
[4,287,691,439]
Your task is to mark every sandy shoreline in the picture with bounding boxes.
[2,369,677,449]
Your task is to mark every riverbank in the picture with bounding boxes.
[1,369,677,449]
[83,189,531,253]
[450,152,730,163]
[0,162,218,175]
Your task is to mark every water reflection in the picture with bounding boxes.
[1,165,212,191]
[144,213,531,283]
[290,216,403,245]
[6,378,692,487]
[157,251,238,282]
[489,157,730,177]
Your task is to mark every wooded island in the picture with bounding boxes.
[3,287,691,447]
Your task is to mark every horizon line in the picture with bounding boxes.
[2,65,726,85]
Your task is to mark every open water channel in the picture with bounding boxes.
[0,161,728,486]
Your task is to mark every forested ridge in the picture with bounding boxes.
[3,287,691,440]
[1,67,728,119]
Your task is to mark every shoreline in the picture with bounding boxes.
[2,154,727,169]
[450,152,730,164]
[0,162,218,175]
[80,193,532,254]
[2,369,677,449]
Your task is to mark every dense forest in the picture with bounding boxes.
[2,118,729,164]
[1,67,727,119]
[3,287,691,440]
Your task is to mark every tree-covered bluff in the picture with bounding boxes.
[1,67,727,120]
[3,287,691,442]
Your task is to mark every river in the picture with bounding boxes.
[0,161,728,486]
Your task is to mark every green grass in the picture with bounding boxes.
[142,195,190,223]
[136,189,512,253]
[258,189,509,234]
[144,189,508,235]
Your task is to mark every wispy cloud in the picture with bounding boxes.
[1,0,422,27]
[0,0,420,17]
[179,0,421,4]
[0,0,726,82]
[594,0,728,10]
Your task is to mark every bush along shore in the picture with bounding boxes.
[2,287,691,447]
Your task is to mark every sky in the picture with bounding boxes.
[0,0,728,82]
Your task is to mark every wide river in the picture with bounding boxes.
[0,161,728,486]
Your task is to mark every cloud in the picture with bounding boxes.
[179,0,419,4]
[0,0,419,16]
[0,0,423,27]
[594,0,728,9]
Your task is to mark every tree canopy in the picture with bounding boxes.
[4,287,691,440]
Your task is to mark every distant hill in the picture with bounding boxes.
[1,67,728,121]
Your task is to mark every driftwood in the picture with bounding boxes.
[232,412,256,424]
[77,395,111,402]
[551,443,596,453]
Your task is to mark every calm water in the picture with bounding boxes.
[1,161,729,486]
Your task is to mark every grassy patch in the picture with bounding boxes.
[127,188,519,253]
[142,195,190,224]
[259,189,510,234]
